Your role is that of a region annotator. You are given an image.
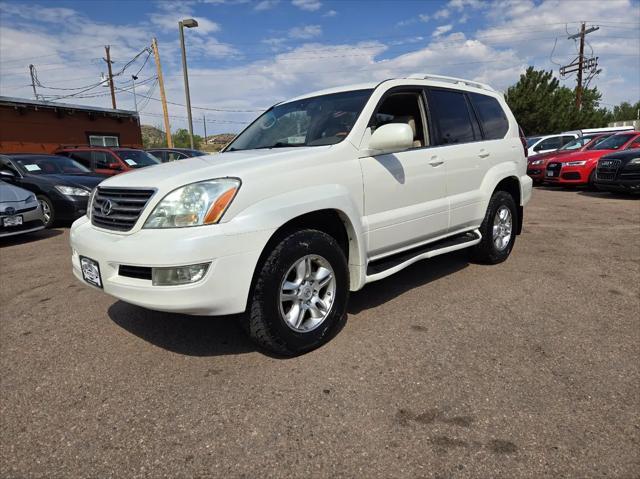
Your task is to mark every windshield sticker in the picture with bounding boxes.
[24,164,41,171]
[124,159,137,166]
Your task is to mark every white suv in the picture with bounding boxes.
[71,73,532,355]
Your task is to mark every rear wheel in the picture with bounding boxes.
[37,195,55,228]
[471,191,517,264]
[244,229,349,355]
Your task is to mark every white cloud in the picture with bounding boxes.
[254,0,280,11]
[323,9,338,17]
[288,24,322,39]
[292,0,322,11]
[419,14,431,22]
[432,24,454,37]
[434,8,450,19]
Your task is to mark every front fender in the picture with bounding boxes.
[229,184,368,290]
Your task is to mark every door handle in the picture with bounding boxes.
[429,156,444,167]
[479,150,490,158]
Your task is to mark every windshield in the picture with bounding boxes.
[585,135,612,150]
[226,89,373,152]
[560,136,593,151]
[526,137,541,147]
[13,156,90,175]
[115,149,161,168]
[591,134,636,150]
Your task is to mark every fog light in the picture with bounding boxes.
[152,263,210,286]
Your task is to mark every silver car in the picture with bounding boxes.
[0,180,45,238]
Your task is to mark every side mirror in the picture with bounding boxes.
[107,162,122,170]
[0,169,16,178]
[368,123,414,155]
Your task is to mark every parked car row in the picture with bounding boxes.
[0,146,209,238]
[526,131,640,192]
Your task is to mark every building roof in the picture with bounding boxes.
[0,96,139,118]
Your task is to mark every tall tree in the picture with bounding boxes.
[504,67,610,135]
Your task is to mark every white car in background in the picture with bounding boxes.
[71,73,532,355]
[526,133,578,156]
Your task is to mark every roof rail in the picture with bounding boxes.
[407,73,495,92]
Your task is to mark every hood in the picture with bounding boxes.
[0,181,33,203]
[554,149,613,163]
[99,146,332,190]
[35,173,105,190]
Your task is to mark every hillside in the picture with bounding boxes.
[141,125,167,148]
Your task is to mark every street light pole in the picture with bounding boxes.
[131,74,138,111]
[179,18,198,149]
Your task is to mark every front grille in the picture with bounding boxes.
[119,265,152,280]
[597,159,621,181]
[545,162,561,179]
[91,187,155,232]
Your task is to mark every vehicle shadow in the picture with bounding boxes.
[348,250,470,314]
[108,251,470,357]
[107,302,257,357]
[0,228,63,247]
[578,190,639,200]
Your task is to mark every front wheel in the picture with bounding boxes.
[37,195,55,228]
[244,229,349,355]
[471,191,517,264]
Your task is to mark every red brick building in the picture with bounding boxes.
[0,96,142,153]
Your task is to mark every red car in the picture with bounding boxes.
[55,146,160,176]
[527,133,611,184]
[545,132,640,186]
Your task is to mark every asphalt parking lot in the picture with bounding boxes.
[1,187,638,478]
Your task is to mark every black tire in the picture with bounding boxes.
[37,195,55,228]
[471,190,517,264]
[243,229,349,356]
[587,169,597,190]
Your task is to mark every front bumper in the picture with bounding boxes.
[595,177,640,192]
[70,216,275,315]
[544,165,591,184]
[0,204,45,238]
[54,196,90,222]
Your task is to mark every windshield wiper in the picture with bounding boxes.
[254,142,306,150]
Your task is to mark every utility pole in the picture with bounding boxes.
[203,114,207,146]
[560,22,599,110]
[151,37,173,148]
[104,45,117,109]
[28,64,38,100]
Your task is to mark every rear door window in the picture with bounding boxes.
[535,136,562,151]
[468,93,508,140]
[427,89,478,145]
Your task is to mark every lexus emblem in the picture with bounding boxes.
[101,199,114,216]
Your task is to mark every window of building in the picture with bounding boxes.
[89,135,119,147]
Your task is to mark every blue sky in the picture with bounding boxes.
[1,0,639,135]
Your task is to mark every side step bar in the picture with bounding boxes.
[365,230,482,284]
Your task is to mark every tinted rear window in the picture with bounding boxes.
[429,89,477,145]
[469,93,508,140]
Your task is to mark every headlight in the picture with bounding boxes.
[86,188,97,219]
[55,185,90,196]
[565,161,586,166]
[144,178,240,229]
[24,194,36,204]
[530,159,544,165]
[628,158,640,165]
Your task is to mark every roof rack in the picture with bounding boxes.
[407,73,495,92]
